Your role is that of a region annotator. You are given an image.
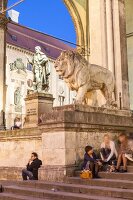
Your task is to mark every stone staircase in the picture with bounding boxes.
[0,166,133,200]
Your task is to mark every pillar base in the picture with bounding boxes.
[39,165,75,181]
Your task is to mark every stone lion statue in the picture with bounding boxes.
[55,50,116,107]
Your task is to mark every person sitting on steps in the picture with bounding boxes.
[116,133,133,173]
[100,134,118,166]
[81,145,102,178]
[22,152,42,180]
[11,117,22,130]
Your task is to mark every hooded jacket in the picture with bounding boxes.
[27,158,42,180]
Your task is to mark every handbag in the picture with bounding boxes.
[80,170,92,179]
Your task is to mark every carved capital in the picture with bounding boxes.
[76,46,86,56]
[0,13,9,29]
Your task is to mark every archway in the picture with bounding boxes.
[63,0,85,49]
[7,0,85,50]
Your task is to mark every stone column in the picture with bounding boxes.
[89,0,103,66]
[100,0,108,68]
[0,1,8,129]
[112,0,122,105]
[105,0,115,74]
[118,0,130,109]
[86,0,89,62]
[112,0,130,109]
[0,24,5,129]
[104,0,130,109]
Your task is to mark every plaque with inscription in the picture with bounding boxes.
[27,108,37,116]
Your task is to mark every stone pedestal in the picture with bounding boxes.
[24,92,54,128]
[39,105,133,181]
[0,105,133,181]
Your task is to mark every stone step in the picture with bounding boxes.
[2,177,133,191]
[1,185,124,200]
[99,172,133,181]
[76,165,133,172]
[126,166,133,172]
[3,182,133,199]
[66,177,133,189]
[0,192,51,200]
[75,170,133,180]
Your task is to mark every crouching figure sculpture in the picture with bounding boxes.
[54,50,116,107]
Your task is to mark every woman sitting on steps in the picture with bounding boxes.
[115,133,133,173]
[81,145,102,178]
[100,134,118,167]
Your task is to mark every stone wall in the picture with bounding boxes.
[0,128,42,168]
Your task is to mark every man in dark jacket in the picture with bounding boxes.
[82,146,102,178]
[22,152,42,180]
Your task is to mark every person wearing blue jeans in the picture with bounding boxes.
[22,152,42,180]
[22,169,34,180]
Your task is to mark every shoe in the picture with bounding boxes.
[94,175,101,178]
[120,169,127,173]
[114,169,120,173]
[111,169,116,173]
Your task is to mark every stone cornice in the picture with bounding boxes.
[25,92,54,101]
[39,105,133,132]
[0,127,42,141]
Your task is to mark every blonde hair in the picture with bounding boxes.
[104,134,110,138]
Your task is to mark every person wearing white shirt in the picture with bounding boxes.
[100,134,118,164]
[11,117,22,130]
